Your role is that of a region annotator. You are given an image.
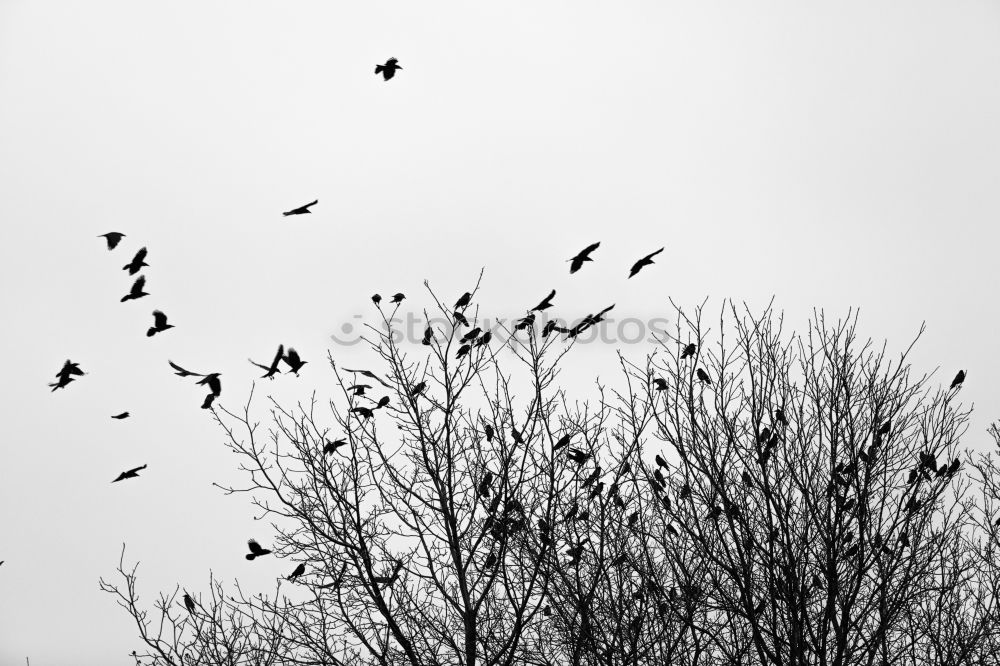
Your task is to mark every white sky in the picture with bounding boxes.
[1,1,999,662]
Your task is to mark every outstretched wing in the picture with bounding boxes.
[169,360,203,377]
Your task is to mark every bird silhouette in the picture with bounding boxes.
[245,539,272,561]
[324,438,347,455]
[484,552,497,569]
[196,373,222,396]
[120,275,149,302]
[167,361,200,377]
[112,464,147,482]
[421,326,434,345]
[122,247,149,275]
[569,242,600,274]
[476,331,492,347]
[951,370,966,389]
[456,344,471,359]
[654,454,667,468]
[478,471,494,497]
[390,293,405,304]
[653,378,667,391]
[775,409,787,426]
[681,343,697,359]
[567,448,592,465]
[282,348,307,375]
[696,368,712,385]
[373,559,404,587]
[250,344,284,379]
[372,294,382,306]
[49,360,84,391]
[628,247,665,278]
[343,368,391,388]
[146,310,174,337]
[111,412,130,420]
[461,327,483,342]
[515,314,535,331]
[287,562,306,580]
[283,200,318,216]
[484,424,494,442]
[453,311,470,327]
[554,434,571,451]
[99,232,125,250]
[568,304,615,338]
[455,292,472,309]
[183,593,196,614]
[410,381,426,396]
[348,384,371,396]
[201,393,216,409]
[375,58,402,80]
[511,428,524,444]
[375,396,390,409]
[351,406,374,420]
[532,289,556,312]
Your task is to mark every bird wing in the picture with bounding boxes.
[284,348,301,366]
[152,310,168,327]
[168,360,203,376]
[135,247,148,262]
[131,275,146,294]
[304,200,318,209]
[270,344,285,369]
[644,247,665,261]
[583,242,600,256]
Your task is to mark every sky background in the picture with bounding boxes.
[1,1,999,662]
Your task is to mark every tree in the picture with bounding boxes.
[102,291,1000,666]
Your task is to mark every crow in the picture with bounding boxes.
[111,412,130,420]
[375,396,390,409]
[375,58,402,81]
[183,593,196,614]
[653,378,667,391]
[250,344,284,379]
[542,320,559,337]
[121,275,149,302]
[515,314,535,331]
[410,381,426,396]
[654,454,667,468]
[569,242,600,274]
[532,289,556,312]
[201,393,216,409]
[950,370,966,390]
[421,326,433,345]
[147,310,174,337]
[282,348,307,375]
[478,471,494,497]
[461,327,483,342]
[390,293,405,304]
[351,406,374,420]
[283,200,317,216]
[112,464,147,482]
[455,292,472,309]
[696,368,712,385]
[343,368,391,388]
[99,232,125,250]
[484,424,494,442]
[512,428,524,444]
[49,360,84,391]
[567,448,592,465]
[372,294,382,306]
[476,331,492,347]
[628,247,665,278]
[196,373,222,396]
[681,343,697,359]
[168,361,204,378]
[456,344,471,359]
[324,438,347,455]
[453,311,470,327]
[287,562,306,581]
[122,247,149,275]
[245,539,272,561]
[775,408,787,426]
[554,434,571,451]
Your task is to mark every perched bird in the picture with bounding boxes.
[532,289,556,312]
[99,232,125,250]
[372,294,382,306]
[410,381,426,397]
[183,593,196,614]
[455,292,472,309]
[375,396,390,409]
[696,368,712,385]
[375,58,402,80]
[654,454,667,468]
[146,310,174,337]
[324,438,347,455]
[681,343,697,360]
[422,326,434,345]
[282,348,307,375]
[111,412,130,420]
[283,200,318,216]
[456,344,471,359]
[653,378,668,391]
[287,562,306,581]
[554,434,571,451]
[461,327,483,343]
[515,314,536,331]
[567,448,592,465]
[477,471,494,497]
[512,428,524,445]
[120,275,149,302]
[201,393,216,409]
[168,361,203,378]
[950,370,966,390]
[391,293,405,304]
[196,373,222,396]
[484,424,494,442]
[476,331,492,347]
[112,464,147,482]
[628,247,665,278]
[245,539,272,561]
[453,311,470,327]
[542,320,559,337]
[569,242,600,274]
[250,345,284,379]
[122,247,149,275]
[484,552,497,569]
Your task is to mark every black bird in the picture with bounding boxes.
[250,344,284,379]
[515,314,535,331]
[542,320,559,337]
[375,58,402,80]
[49,360,84,391]
[455,292,472,309]
[287,562,306,581]
[375,396,390,409]
[168,360,203,378]
[512,428,524,445]
[196,373,222,396]
[484,552,497,569]
[282,348,307,375]
[183,593,196,614]
[372,294,382,306]
[877,421,891,438]
[478,471,494,497]
[456,344,471,359]
[484,424,494,442]
[567,448,592,465]
[653,378,668,391]
[628,247,665,278]
[245,539,272,561]
[351,406,374,420]
[654,454,667,468]
[343,368,391,388]
[461,327,483,343]
[111,412,130,420]
[99,232,125,250]
[453,311,470,327]
[775,409,787,426]
[324,438,347,455]
[122,247,149,275]
[146,310,173,337]
[410,381,426,397]
[112,464,147,483]
[201,393,216,409]
[532,289,556,312]
[283,200,318,216]
[696,368,712,385]
[569,242,600,274]
[476,331,492,347]
[554,434,571,451]
[951,370,966,390]
[120,275,149,302]
[391,293,405,304]
[348,384,371,396]
[422,326,434,345]
[681,343,697,359]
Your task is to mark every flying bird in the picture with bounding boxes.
[99,232,125,250]
[653,378,668,391]
[351,406,375,420]
[146,310,174,337]
[391,293,405,304]
[282,348,307,375]
[287,562,306,581]
[628,247,665,278]
[375,58,402,80]
[249,344,284,379]
[324,438,347,455]
[531,289,556,312]
[111,412,130,420]
[283,200,318,216]
[245,539,272,561]
[168,361,203,378]
[348,384,371,396]
[112,464,147,483]
[122,247,149,275]
[569,242,600,274]
[950,370,966,390]
[120,275,149,302]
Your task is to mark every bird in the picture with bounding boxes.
[531,289,556,312]
[201,393,216,409]
[348,384,371,396]
[111,412,130,420]
[250,344,284,379]
[351,406,375,420]
[511,428,524,445]
[515,314,535,331]
[461,327,483,343]
[390,293,405,304]
[283,200,318,216]
[567,448,592,465]
[373,559,404,587]
[628,247,665,278]
[950,370,966,390]
[455,292,472,309]
[484,552,497,569]
[653,378,668,391]
[476,331,492,347]
[453,311,470,327]
[343,368,391,388]
[569,242,600,274]
[456,344,471,359]
[681,343,697,359]
[484,424,494,442]
[112,464,147,482]
[49,360,84,391]
[287,563,306,581]
[120,275,149,302]
[196,373,222,396]
[375,58,402,80]
[554,434,571,451]
[324,438,347,455]
[122,247,149,275]
[146,310,173,337]
[99,232,125,250]
[774,409,787,426]
[421,326,434,346]
[168,361,203,377]
[183,593,196,614]
[478,471,494,497]
[375,396,390,409]
[410,381,426,397]
[372,294,382,306]
[696,368,712,385]
[245,539,272,561]
[654,454,667,468]
[282,348,307,375]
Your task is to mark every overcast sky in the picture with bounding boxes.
[2,1,999,663]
